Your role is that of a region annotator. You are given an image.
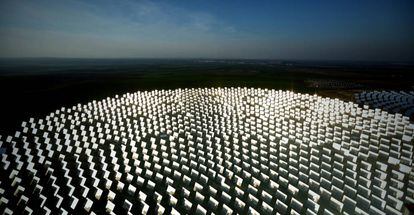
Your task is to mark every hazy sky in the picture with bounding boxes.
[0,0,413,61]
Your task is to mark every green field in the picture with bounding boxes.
[0,59,413,133]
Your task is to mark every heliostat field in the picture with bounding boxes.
[1,88,413,214]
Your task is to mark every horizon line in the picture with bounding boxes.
[1,56,414,64]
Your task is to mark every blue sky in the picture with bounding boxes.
[0,0,413,61]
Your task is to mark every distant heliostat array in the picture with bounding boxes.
[1,88,413,214]
[355,91,414,119]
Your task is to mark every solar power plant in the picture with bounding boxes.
[1,88,413,215]
[355,91,414,119]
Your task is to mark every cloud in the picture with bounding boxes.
[0,0,242,57]
[0,0,237,38]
